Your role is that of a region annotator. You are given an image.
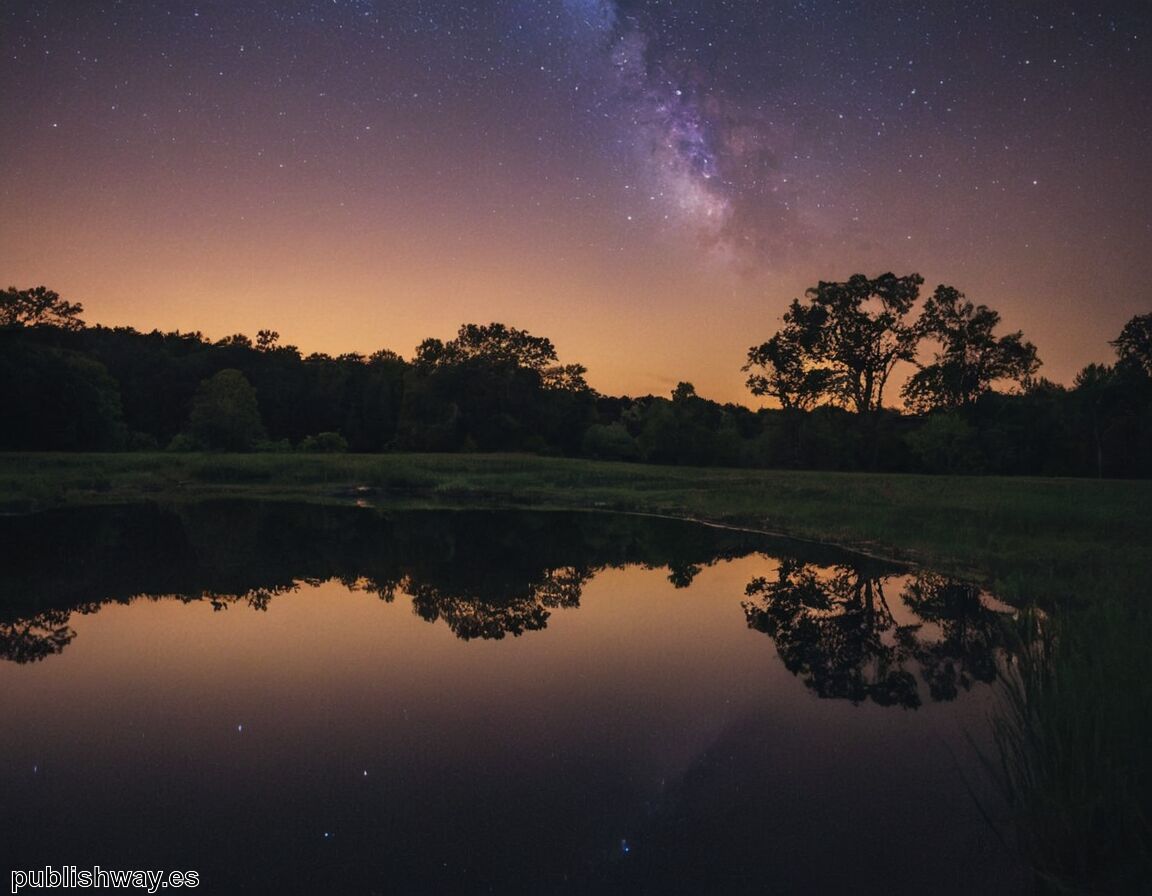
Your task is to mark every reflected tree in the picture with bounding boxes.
[407,565,595,640]
[0,501,838,662]
[667,562,703,589]
[901,573,1008,701]
[0,610,76,664]
[185,583,300,613]
[744,561,1013,708]
[744,559,921,707]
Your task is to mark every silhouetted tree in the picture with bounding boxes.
[1,282,1147,477]
[902,285,1040,411]
[1073,363,1124,478]
[631,387,741,466]
[414,322,559,373]
[904,411,983,473]
[542,363,593,394]
[402,322,593,452]
[782,272,924,415]
[0,340,127,449]
[186,368,266,451]
[0,285,85,330]
[216,333,253,349]
[672,381,697,402]
[743,329,833,410]
[582,422,640,460]
[1112,312,1152,377]
[1067,322,1152,477]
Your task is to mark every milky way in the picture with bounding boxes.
[561,0,796,263]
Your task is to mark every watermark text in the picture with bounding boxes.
[10,867,199,893]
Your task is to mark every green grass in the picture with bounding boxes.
[2,450,1150,891]
[1,452,1146,606]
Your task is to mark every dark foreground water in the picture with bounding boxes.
[0,503,1026,894]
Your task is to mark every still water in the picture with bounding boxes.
[0,503,1026,894]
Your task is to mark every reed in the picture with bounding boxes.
[989,603,1152,892]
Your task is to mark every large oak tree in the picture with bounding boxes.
[902,285,1040,411]
[748,273,924,415]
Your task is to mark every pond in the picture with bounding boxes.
[0,502,1027,894]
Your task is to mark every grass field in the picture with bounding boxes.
[2,451,1150,891]
[1,451,1147,606]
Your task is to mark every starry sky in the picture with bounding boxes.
[3,0,1150,403]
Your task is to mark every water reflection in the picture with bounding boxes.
[0,502,1025,893]
[0,607,77,663]
[405,566,593,639]
[744,561,1010,708]
[0,502,771,660]
[0,502,1014,714]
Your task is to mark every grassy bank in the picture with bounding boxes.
[1,451,1148,606]
[3,451,1150,891]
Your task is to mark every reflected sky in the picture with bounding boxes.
[0,505,1025,893]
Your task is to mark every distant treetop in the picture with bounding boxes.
[415,322,559,373]
[1,286,85,330]
[1112,313,1152,377]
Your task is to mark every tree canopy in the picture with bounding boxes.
[743,330,834,411]
[1112,313,1152,378]
[186,368,267,451]
[1,280,1149,478]
[748,275,1048,417]
[414,322,559,373]
[778,272,924,414]
[902,285,1040,412]
[1,286,85,330]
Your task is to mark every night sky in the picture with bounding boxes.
[3,1,1150,402]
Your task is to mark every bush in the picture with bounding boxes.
[582,423,640,461]
[905,412,983,474]
[299,431,349,453]
[166,433,195,452]
[127,431,159,451]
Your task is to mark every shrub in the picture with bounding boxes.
[299,431,349,453]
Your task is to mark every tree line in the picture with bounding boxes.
[2,278,1150,477]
